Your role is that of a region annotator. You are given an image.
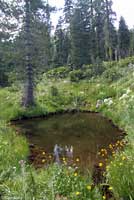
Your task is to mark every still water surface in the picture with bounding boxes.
[14,112,124,170]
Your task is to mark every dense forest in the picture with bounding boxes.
[0,0,133,100]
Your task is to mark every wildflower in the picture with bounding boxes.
[86,185,92,190]
[76,158,80,162]
[63,161,67,165]
[62,157,66,161]
[49,155,52,159]
[74,172,78,177]
[122,156,126,161]
[103,195,106,199]
[101,148,106,152]
[42,152,46,155]
[106,166,109,170]
[109,186,113,191]
[19,160,26,167]
[109,144,113,149]
[99,162,103,167]
[75,191,80,196]
[13,166,16,170]
[42,159,45,163]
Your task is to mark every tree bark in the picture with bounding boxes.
[22,0,34,107]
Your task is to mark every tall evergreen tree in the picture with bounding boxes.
[0,0,15,86]
[89,0,96,63]
[118,16,130,58]
[53,17,69,67]
[103,0,116,61]
[22,0,34,106]
[93,0,105,60]
[129,28,134,56]
[9,0,53,106]
[70,0,91,68]
[64,0,74,24]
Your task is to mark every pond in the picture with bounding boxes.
[13,112,125,171]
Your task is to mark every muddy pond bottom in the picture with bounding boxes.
[14,112,125,171]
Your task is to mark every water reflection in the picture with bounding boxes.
[53,144,73,164]
[13,112,125,170]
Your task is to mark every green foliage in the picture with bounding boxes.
[46,66,70,79]
[50,86,59,96]
[119,16,130,58]
[1,57,134,199]
[106,146,134,199]
[1,164,102,200]
[0,120,28,183]
[69,70,85,82]
[102,67,122,82]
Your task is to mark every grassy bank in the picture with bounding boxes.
[0,57,134,199]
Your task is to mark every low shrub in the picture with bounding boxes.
[46,66,70,79]
[69,70,85,82]
[102,67,122,82]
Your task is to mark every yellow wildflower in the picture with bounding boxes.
[74,172,78,177]
[122,156,126,161]
[76,158,80,162]
[63,161,67,165]
[109,186,113,190]
[99,162,103,167]
[87,185,92,190]
[76,191,80,196]
[42,152,45,155]
[42,159,45,163]
[109,144,113,149]
[103,195,106,199]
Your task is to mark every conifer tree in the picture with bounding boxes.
[104,0,116,61]
[64,0,74,24]
[118,16,130,58]
[53,17,69,67]
[129,28,134,56]
[10,0,52,106]
[70,0,91,68]
[93,0,105,60]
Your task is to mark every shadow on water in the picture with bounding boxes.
[12,112,125,172]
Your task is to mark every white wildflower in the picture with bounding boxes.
[96,99,103,108]
[119,93,129,100]
[126,88,131,94]
[80,91,84,94]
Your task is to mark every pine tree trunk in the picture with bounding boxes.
[22,0,34,107]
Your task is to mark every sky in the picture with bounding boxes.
[49,0,134,29]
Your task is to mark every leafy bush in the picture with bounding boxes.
[50,86,59,97]
[92,58,105,76]
[46,66,70,79]
[102,67,122,82]
[69,70,85,82]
